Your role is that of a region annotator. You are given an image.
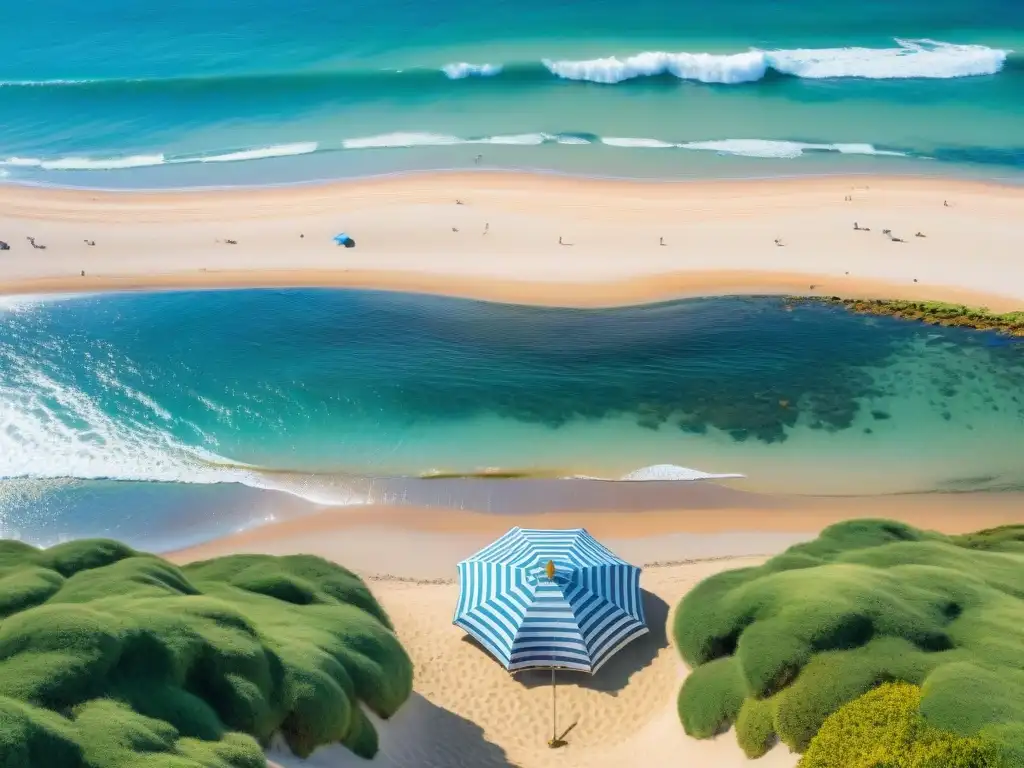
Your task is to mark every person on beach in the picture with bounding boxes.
[483,223,489,235]
[474,154,482,164]
[659,236,665,246]
[84,239,95,246]
[27,236,45,250]
[0,241,9,251]
[774,238,784,247]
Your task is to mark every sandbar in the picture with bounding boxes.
[1,172,1022,310]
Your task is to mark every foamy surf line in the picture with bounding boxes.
[537,39,1010,84]
[0,135,910,173]
[0,353,745,503]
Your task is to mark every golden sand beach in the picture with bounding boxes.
[1,173,1023,310]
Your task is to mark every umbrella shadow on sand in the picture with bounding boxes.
[459,589,670,695]
[371,693,518,768]
[269,693,519,768]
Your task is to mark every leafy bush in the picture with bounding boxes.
[0,539,414,767]
[674,520,1024,762]
[799,681,997,768]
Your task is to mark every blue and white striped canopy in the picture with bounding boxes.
[453,527,648,673]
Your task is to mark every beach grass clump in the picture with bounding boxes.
[821,298,1024,336]
[0,538,414,767]
[799,682,998,768]
[673,519,1024,763]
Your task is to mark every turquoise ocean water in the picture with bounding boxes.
[2,291,1023,549]
[3,4,1024,550]
[1,0,1024,187]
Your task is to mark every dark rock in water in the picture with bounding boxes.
[864,427,873,434]
[871,410,892,421]
[941,411,952,421]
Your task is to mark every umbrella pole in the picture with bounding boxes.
[551,667,557,745]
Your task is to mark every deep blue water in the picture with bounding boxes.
[1,0,1023,187]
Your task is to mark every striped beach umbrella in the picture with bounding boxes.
[453,527,648,745]
[454,526,647,670]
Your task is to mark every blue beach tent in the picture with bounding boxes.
[453,527,648,744]
[333,232,355,248]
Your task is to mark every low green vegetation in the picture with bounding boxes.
[0,539,413,768]
[673,519,1024,765]
[819,298,1024,336]
[800,682,998,768]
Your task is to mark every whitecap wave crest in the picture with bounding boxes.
[544,39,1008,84]
[195,142,319,163]
[442,62,503,79]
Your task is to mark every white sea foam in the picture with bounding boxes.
[679,139,907,158]
[471,133,550,145]
[341,132,464,149]
[1,154,168,171]
[601,137,676,148]
[442,62,503,79]
[546,50,768,84]
[618,464,746,481]
[0,132,906,175]
[544,39,1009,84]
[0,350,237,485]
[195,142,319,163]
[769,39,1008,79]
[572,464,746,481]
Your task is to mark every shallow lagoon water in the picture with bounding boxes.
[1,289,1023,547]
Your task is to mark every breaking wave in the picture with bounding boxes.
[543,39,1009,84]
[0,134,909,175]
[441,62,503,79]
[0,39,1010,96]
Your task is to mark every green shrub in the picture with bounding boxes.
[0,540,414,767]
[673,520,1024,761]
[799,682,998,768]
[735,696,776,758]
[677,657,746,738]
